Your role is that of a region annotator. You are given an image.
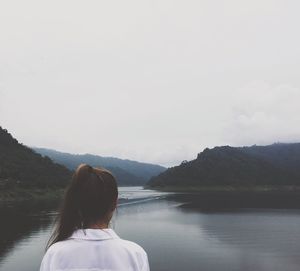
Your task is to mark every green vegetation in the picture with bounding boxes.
[3,124,300,200]
[147,144,300,190]
[0,127,71,202]
[0,187,65,202]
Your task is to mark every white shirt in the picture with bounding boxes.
[40,228,150,271]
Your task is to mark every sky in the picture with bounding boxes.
[1,0,300,167]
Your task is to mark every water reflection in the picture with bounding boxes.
[1,188,300,271]
[115,199,300,271]
[0,201,58,271]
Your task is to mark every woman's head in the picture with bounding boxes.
[47,164,118,248]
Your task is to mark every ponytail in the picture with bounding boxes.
[47,164,118,249]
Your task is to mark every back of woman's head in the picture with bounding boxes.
[47,164,118,249]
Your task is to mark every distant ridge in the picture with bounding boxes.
[33,148,166,186]
[147,143,300,188]
[0,127,71,189]
[238,143,300,174]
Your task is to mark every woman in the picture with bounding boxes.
[40,164,150,271]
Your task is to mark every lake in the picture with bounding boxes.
[1,187,300,271]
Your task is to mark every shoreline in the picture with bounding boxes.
[145,185,300,194]
[0,185,145,203]
[0,187,65,204]
[2,185,300,205]
[145,185,300,210]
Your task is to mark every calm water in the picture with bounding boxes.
[1,187,300,271]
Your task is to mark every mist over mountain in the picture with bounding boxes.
[0,126,165,190]
[147,143,300,188]
[4,123,300,192]
[0,127,71,189]
[33,148,166,185]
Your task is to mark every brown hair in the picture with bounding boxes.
[47,164,118,249]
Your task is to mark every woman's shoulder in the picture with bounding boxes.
[116,238,148,255]
[115,238,149,270]
[44,241,62,255]
[43,238,79,260]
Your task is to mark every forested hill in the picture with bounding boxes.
[0,127,71,189]
[33,148,166,185]
[147,143,300,188]
[238,143,300,174]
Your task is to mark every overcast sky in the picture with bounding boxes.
[1,0,300,166]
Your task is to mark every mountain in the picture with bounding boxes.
[238,143,300,174]
[147,144,300,188]
[102,166,144,186]
[0,127,71,189]
[33,148,166,185]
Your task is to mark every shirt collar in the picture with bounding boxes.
[69,228,120,241]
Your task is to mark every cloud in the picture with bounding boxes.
[223,81,300,146]
[1,1,300,166]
